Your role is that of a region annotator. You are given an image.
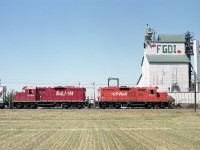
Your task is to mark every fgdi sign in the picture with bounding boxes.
[151,43,182,54]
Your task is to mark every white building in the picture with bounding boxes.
[137,26,200,105]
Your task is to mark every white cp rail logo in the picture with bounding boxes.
[112,92,127,96]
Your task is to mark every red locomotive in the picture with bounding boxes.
[8,78,172,109]
[13,86,86,109]
[98,78,171,109]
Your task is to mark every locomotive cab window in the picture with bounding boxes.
[150,90,154,94]
[28,90,33,94]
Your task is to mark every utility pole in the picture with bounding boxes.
[194,71,197,112]
[92,83,96,108]
[93,83,95,101]
[191,65,197,113]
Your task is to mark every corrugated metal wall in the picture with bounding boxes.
[168,92,200,104]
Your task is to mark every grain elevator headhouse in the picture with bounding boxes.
[137,25,200,92]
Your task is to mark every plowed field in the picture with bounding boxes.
[0,109,200,150]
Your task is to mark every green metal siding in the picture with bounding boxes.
[146,55,190,63]
[158,34,185,43]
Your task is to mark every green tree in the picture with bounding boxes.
[5,90,14,107]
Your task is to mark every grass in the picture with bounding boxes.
[0,109,200,150]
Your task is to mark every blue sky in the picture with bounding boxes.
[0,0,200,93]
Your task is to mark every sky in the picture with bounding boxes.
[0,0,200,96]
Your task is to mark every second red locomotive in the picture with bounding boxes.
[98,78,171,109]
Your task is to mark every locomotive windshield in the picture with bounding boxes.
[28,90,33,94]
[150,90,155,94]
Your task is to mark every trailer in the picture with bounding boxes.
[0,86,6,109]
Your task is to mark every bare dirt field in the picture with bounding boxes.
[0,109,200,150]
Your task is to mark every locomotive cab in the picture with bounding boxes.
[13,87,37,109]
[14,87,37,101]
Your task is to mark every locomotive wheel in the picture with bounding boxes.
[160,105,165,109]
[148,104,152,109]
[77,104,83,109]
[144,103,150,109]
[30,104,36,109]
[63,104,69,109]
[115,103,121,109]
[24,104,28,109]
[16,104,22,109]
[101,104,106,109]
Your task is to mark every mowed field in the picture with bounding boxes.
[0,109,200,150]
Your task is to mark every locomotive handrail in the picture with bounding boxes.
[108,77,119,87]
